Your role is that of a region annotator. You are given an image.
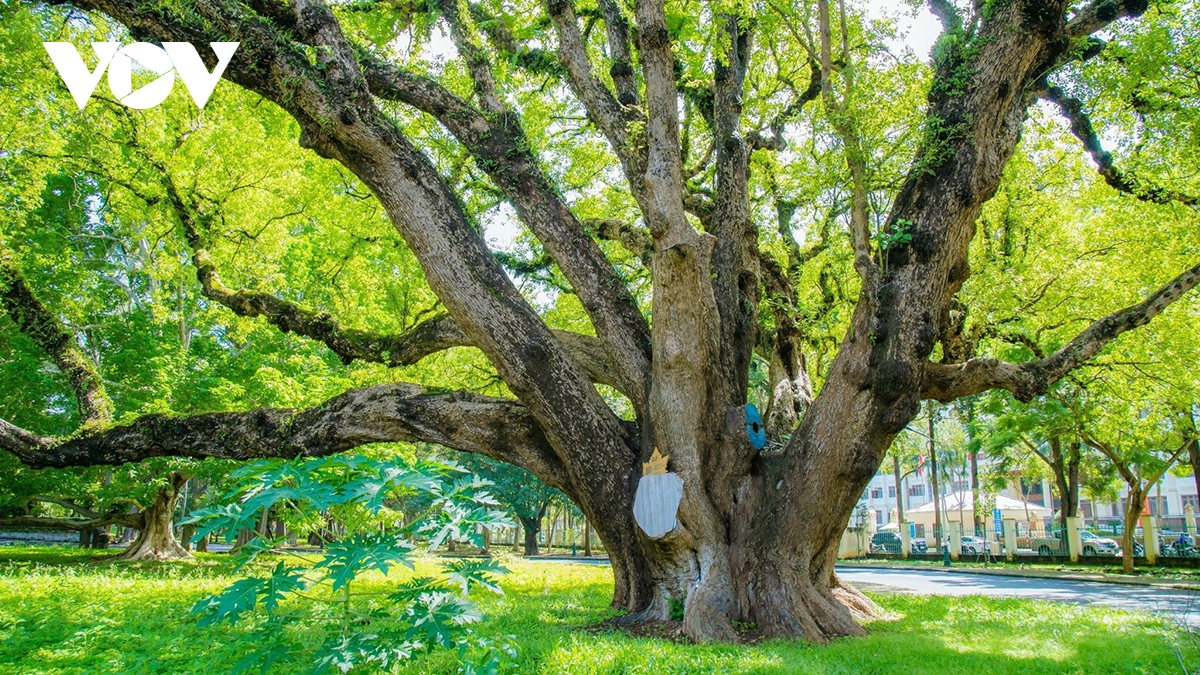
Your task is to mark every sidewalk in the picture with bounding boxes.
[837,560,1200,591]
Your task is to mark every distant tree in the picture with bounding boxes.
[458,454,564,556]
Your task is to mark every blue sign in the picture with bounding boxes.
[993,507,1003,535]
[745,404,766,449]
[909,522,916,539]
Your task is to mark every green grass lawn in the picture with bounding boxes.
[0,545,1192,674]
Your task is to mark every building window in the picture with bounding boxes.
[871,488,884,499]
[876,510,885,525]
[888,486,897,499]
[908,484,925,497]
[1182,494,1199,512]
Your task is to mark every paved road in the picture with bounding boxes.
[836,566,1200,627]
[529,559,1200,626]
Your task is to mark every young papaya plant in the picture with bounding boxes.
[184,455,517,674]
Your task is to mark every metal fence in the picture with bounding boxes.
[860,520,1200,561]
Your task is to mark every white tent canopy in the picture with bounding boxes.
[904,490,1050,530]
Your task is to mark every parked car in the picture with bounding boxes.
[1080,530,1120,557]
[1032,532,1068,555]
[869,531,928,554]
[1032,530,1120,556]
[870,532,903,554]
[959,536,988,555]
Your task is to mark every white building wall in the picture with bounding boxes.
[857,459,1200,527]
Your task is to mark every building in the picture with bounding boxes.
[857,457,1200,534]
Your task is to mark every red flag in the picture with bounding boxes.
[916,454,925,478]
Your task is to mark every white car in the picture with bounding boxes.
[959,535,988,554]
[1080,530,1120,556]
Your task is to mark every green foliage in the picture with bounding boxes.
[873,219,913,275]
[184,455,513,673]
[452,454,563,526]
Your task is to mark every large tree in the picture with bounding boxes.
[2,0,1198,643]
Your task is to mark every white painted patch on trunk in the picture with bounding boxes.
[633,472,683,538]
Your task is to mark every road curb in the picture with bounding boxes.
[835,561,1200,591]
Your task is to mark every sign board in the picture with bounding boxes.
[993,507,1003,535]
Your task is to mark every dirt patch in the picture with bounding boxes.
[582,617,688,642]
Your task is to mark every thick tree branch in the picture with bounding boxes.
[710,13,759,407]
[922,259,1200,402]
[359,55,652,408]
[0,514,136,531]
[817,0,876,287]
[173,169,627,390]
[1066,0,1149,38]
[546,0,639,169]
[1040,84,1198,206]
[747,63,822,152]
[148,166,472,368]
[634,0,690,242]
[0,243,114,425]
[585,218,653,264]
[3,382,573,491]
[597,0,639,105]
[35,496,102,520]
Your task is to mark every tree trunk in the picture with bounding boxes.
[968,415,981,533]
[928,406,942,550]
[893,454,905,528]
[519,516,541,556]
[1066,443,1081,521]
[1050,437,1069,534]
[1049,438,1081,541]
[1121,488,1145,574]
[1189,436,1200,506]
[179,523,197,551]
[545,508,558,553]
[584,519,593,557]
[115,474,191,561]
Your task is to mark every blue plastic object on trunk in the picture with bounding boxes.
[745,403,766,449]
